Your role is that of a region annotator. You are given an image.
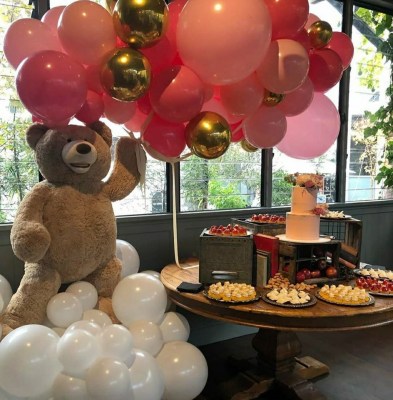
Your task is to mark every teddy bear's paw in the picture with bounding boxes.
[97,297,120,324]
[0,323,13,340]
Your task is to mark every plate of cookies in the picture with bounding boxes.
[316,284,375,306]
[262,288,317,308]
[204,282,260,304]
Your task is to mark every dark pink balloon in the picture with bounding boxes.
[326,32,354,70]
[85,64,105,95]
[277,77,314,116]
[166,0,188,45]
[308,48,344,92]
[142,114,186,158]
[103,93,137,124]
[230,124,245,143]
[16,50,87,122]
[123,107,149,133]
[304,13,320,30]
[137,94,153,115]
[202,97,242,125]
[243,106,287,149]
[4,18,62,69]
[276,93,340,159]
[149,65,205,123]
[75,91,104,124]
[42,6,65,33]
[141,35,177,74]
[290,28,311,51]
[264,0,309,40]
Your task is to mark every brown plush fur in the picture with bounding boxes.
[0,121,142,335]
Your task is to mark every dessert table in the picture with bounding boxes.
[160,263,393,400]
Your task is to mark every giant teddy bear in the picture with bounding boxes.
[0,121,143,336]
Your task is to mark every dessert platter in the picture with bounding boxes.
[316,284,375,306]
[353,267,393,280]
[321,211,351,220]
[206,224,251,237]
[204,282,260,304]
[265,272,317,292]
[262,287,317,308]
[355,276,393,296]
[247,213,286,224]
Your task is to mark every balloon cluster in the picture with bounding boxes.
[0,241,208,400]
[4,0,354,160]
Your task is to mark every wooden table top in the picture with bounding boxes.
[161,263,393,332]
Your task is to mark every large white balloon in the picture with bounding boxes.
[112,273,167,325]
[160,312,190,343]
[129,349,165,400]
[0,325,62,398]
[52,373,90,399]
[82,309,112,328]
[116,239,140,278]
[46,292,84,328]
[128,320,163,356]
[66,281,98,311]
[66,320,103,336]
[0,274,13,309]
[99,324,135,362]
[85,357,133,400]
[156,341,208,400]
[57,329,101,378]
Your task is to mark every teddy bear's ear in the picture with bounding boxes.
[88,121,112,147]
[26,123,49,150]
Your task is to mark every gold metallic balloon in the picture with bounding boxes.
[185,112,232,160]
[100,47,151,102]
[240,139,258,153]
[113,0,169,49]
[263,90,285,107]
[308,21,333,49]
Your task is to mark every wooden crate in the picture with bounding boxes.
[278,239,342,284]
[199,229,255,285]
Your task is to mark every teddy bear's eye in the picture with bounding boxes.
[67,138,72,143]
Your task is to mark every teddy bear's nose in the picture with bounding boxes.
[76,143,91,154]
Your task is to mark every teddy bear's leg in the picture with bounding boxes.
[0,262,61,331]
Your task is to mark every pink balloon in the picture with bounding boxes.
[325,32,354,70]
[16,50,87,122]
[264,0,309,40]
[308,48,344,92]
[277,77,314,116]
[149,65,205,123]
[103,93,137,124]
[290,28,311,51]
[3,18,62,69]
[202,98,242,125]
[85,64,105,95]
[230,122,245,143]
[276,93,340,159]
[141,35,177,74]
[123,107,149,132]
[42,6,65,33]
[243,106,287,149]
[75,91,104,124]
[166,0,188,45]
[257,39,310,95]
[304,13,320,30]
[177,0,272,85]
[220,73,265,117]
[137,95,153,115]
[142,114,186,158]
[58,1,116,65]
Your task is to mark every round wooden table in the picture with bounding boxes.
[161,263,393,400]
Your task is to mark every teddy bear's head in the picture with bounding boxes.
[26,121,113,185]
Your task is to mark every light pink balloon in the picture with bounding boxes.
[103,93,137,124]
[202,98,242,125]
[85,64,105,95]
[123,107,149,133]
[4,18,62,69]
[264,0,309,40]
[142,114,186,157]
[326,32,354,70]
[277,77,314,116]
[276,93,340,159]
[304,13,320,30]
[75,91,104,124]
[243,106,287,149]
[220,73,265,117]
[149,65,205,123]
[141,35,177,74]
[166,0,188,45]
[256,39,310,95]
[58,1,116,65]
[177,0,272,85]
[42,6,65,33]
[16,50,87,123]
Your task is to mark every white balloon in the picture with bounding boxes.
[86,357,133,400]
[0,325,62,398]
[0,274,13,307]
[0,294,4,314]
[112,273,167,325]
[128,320,163,356]
[46,292,84,328]
[52,373,90,399]
[0,386,24,399]
[99,324,134,362]
[66,281,98,311]
[82,309,112,328]
[57,329,101,378]
[66,320,103,336]
[156,341,208,400]
[116,239,140,278]
[123,350,137,368]
[52,326,66,337]
[129,349,165,400]
[142,269,161,280]
[160,312,190,343]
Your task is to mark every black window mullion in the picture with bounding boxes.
[261,148,273,207]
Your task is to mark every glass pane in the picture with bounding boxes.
[180,144,261,211]
[346,7,393,201]
[272,0,342,206]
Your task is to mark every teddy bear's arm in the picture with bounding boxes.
[104,136,143,201]
[10,182,51,263]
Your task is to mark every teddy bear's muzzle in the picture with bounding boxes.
[62,140,98,174]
